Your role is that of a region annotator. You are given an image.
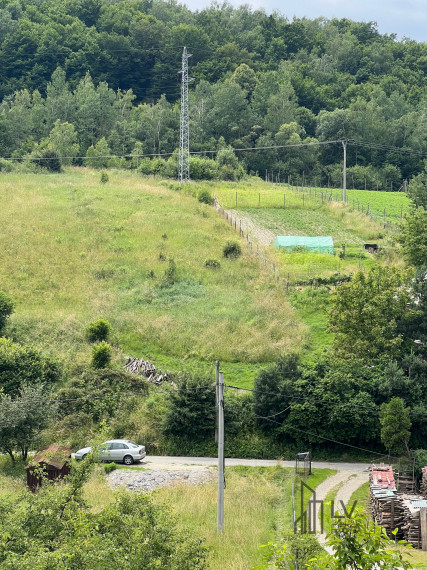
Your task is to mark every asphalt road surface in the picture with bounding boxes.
[141,456,370,472]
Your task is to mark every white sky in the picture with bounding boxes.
[183,0,427,43]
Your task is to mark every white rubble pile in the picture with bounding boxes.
[107,469,214,492]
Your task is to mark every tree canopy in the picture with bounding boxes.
[0,0,425,182]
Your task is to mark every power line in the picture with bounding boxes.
[0,140,341,162]
[225,384,427,418]
[258,413,395,458]
[352,140,427,157]
[3,138,424,163]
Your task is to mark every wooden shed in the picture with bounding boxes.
[25,444,72,491]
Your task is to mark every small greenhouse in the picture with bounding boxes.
[274,236,334,254]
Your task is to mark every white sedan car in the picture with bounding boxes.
[74,439,146,465]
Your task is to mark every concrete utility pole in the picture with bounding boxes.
[215,360,219,443]
[342,139,348,203]
[178,47,193,184]
[217,370,225,532]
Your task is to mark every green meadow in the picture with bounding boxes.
[0,169,306,385]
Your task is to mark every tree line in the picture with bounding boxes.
[0,0,426,183]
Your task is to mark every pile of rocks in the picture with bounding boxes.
[107,468,214,493]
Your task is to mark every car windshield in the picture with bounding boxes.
[126,441,139,448]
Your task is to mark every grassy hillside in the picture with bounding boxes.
[0,169,404,382]
[0,169,307,385]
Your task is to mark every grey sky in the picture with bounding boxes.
[183,0,427,43]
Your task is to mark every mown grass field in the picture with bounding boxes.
[212,179,410,222]
[0,169,310,386]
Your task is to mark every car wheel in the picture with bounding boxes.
[81,454,87,460]
[123,455,134,466]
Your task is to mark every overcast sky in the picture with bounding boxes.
[183,0,427,43]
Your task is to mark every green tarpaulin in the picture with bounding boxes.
[274,236,334,254]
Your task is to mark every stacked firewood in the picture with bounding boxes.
[124,356,174,385]
[369,486,405,539]
[421,467,427,498]
[400,497,424,548]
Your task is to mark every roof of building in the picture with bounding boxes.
[26,444,72,471]
[370,464,396,489]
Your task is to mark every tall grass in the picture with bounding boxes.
[153,466,290,570]
[0,169,306,378]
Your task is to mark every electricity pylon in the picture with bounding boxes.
[178,46,193,184]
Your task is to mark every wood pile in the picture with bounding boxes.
[400,496,427,548]
[124,356,175,386]
[421,467,427,498]
[370,464,427,548]
[369,487,404,540]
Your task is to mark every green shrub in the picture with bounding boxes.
[91,341,112,369]
[0,337,60,396]
[86,318,112,343]
[84,137,111,169]
[161,258,178,287]
[197,189,214,205]
[100,171,109,184]
[204,258,221,269]
[0,291,14,331]
[0,159,13,172]
[104,462,117,473]
[190,156,219,180]
[37,149,61,172]
[223,240,242,258]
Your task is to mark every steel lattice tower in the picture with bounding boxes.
[178,47,192,184]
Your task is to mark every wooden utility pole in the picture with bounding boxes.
[217,370,225,532]
[342,139,347,203]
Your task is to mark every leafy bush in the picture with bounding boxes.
[0,159,13,172]
[84,138,111,169]
[36,149,61,172]
[0,459,207,568]
[0,291,14,331]
[55,369,148,423]
[223,240,242,258]
[197,189,214,205]
[104,462,117,473]
[162,375,216,440]
[86,318,112,343]
[91,341,112,369]
[190,157,219,180]
[0,338,60,396]
[204,258,221,269]
[100,171,109,184]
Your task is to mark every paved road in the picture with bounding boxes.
[141,455,370,472]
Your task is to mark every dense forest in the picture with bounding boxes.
[0,0,426,185]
